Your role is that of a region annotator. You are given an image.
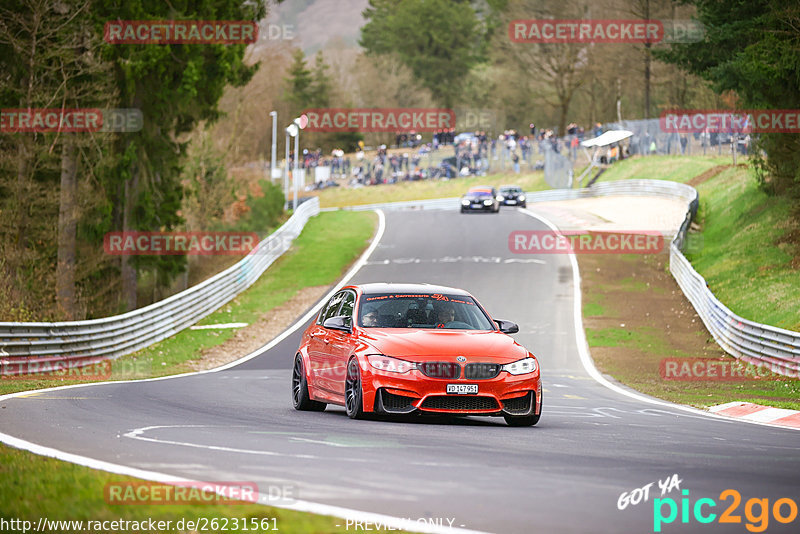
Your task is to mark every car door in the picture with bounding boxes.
[320,290,357,396]
[307,292,345,389]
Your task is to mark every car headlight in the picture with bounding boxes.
[496,195,504,201]
[519,195,526,201]
[461,199,470,205]
[367,355,416,374]
[483,199,493,205]
[502,357,537,375]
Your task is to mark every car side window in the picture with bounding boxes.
[339,291,356,319]
[318,292,345,325]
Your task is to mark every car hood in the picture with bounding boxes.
[359,329,529,363]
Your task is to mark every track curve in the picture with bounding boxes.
[2,208,799,533]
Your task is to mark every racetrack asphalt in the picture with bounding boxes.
[1,208,799,533]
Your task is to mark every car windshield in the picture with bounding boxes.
[467,188,493,196]
[501,187,521,193]
[359,293,495,330]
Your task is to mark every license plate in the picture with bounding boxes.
[507,199,516,204]
[447,384,478,394]
[472,203,481,207]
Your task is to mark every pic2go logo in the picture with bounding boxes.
[653,489,798,532]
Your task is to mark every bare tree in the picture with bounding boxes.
[494,0,594,135]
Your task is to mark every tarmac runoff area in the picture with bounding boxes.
[528,195,689,234]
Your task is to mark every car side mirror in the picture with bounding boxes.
[323,315,352,333]
[495,320,519,334]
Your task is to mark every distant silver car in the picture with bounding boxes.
[498,185,527,208]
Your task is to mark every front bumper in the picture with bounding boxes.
[362,365,541,416]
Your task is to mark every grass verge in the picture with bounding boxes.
[0,445,358,533]
[688,166,800,330]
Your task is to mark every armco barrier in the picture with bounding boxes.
[338,179,799,376]
[0,198,320,375]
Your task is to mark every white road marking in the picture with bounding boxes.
[123,425,383,463]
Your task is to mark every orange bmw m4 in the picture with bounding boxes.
[292,283,542,426]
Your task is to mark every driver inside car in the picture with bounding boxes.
[362,307,379,327]
[434,304,455,327]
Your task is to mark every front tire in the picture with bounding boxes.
[345,358,365,419]
[292,354,326,411]
[504,412,540,426]
[503,391,541,426]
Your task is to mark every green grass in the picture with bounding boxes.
[586,326,683,355]
[582,289,609,317]
[0,210,376,396]
[313,171,549,208]
[594,154,733,183]
[687,166,800,331]
[0,444,394,534]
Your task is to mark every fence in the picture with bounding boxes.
[0,198,321,375]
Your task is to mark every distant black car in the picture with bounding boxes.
[461,186,500,213]
[498,185,527,208]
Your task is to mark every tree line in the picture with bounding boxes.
[0,0,271,321]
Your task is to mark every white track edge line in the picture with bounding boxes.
[518,206,800,432]
[0,429,489,534]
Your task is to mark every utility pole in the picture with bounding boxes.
[269,111,277,182]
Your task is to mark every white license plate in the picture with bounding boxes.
[447,384,478,394]
[506,199,516,204]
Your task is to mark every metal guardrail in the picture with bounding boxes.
[4,179,797,378]
[337,179,699,211]
[337,179,799,376]
[0,198,321,375]
[340,197,461,212]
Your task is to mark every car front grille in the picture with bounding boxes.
[502,392,534,415]
[379,390,418,413]
[464,363,501,380]
[420,395,499,411]
[418,362,461,379]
